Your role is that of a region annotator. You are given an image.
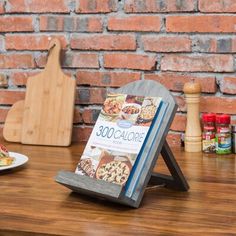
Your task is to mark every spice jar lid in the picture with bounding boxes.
[215,114,231,124]
[231,125,236,132]
[202,113,216,122]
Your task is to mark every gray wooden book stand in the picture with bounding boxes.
[55,80,189,208]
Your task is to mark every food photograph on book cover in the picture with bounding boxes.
[75,93,162,186]
[76,146,136,185]
[100,94,160,126]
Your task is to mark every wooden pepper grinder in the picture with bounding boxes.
[183,81,202,152]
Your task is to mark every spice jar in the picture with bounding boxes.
[215,115,231,154]
[231,125,236,154]
[202,113,216,153]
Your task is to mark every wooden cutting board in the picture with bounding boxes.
[21,39,76,146]
[3,100,24,142]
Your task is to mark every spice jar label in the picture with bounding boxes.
[202,133,215,153]
[216,134,231,154]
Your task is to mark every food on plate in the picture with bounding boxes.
[121,103,141,123]
[77,158,95,177]
[96,161,130,185]
[139,104,157,121]
[0,157,14,166]
[102,97,123,115]
[0,144,9,158]
[122,105,140,115]
[0,144,14,167]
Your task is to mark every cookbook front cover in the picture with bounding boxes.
[75,93,162,186]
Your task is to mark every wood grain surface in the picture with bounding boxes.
[3,100,24,143]
[21,39,76,146]
[1,136,236,235]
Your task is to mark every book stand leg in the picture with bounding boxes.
[149,140,189,191]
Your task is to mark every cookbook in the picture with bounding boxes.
[75,93,162,186]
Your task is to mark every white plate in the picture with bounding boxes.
[0,152,28,171]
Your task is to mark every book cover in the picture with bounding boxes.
[75,93,162,186]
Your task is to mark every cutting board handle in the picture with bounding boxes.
[45,38,62,73]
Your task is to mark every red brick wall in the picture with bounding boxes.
[0,0,236,146]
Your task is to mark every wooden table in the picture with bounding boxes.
[1,137,236,235]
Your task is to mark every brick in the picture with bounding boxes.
[64,53,99,69]
[0,16,33,32]
[145,73,216,93]
[170,114,186,132]
[176,95,236,114]
[142,36,191,52]
[0,90,25,105]
[194,37,236,53]
[72,127,93,142]
[220,77,236,94]
[125,0,196,13]
[9,72,28,86]
[167,133,181,147]
[74,108,110,124]
[35,52,99,69]
[77,70,141,87]
[199,0,236,13]
[6,35,67,51]
[193,37,218,53]
[200,97,236,114]
[230,38,236,52]
[76,0,117,13]
[0,54,35,69]
[7,0,70,13]
[9,71,41,86]
[104,53,156,70]
[0,74,8,88]
[73,108,82,124]
[75,108,116,125]
[34,53,50,68]
[175,95,186,112]
[10,70,71,87]
[217,38,234,53]
[82,109,100,124]
[0,0,4,14]
[166,15,236,33]
[161,54,234,72]
[40,16,102,32]
[71,34,136,51]
[108,15,161,32]
[0,108,9,122]
[76,88,107,105]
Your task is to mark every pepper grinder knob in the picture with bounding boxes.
[183,81,202,152]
